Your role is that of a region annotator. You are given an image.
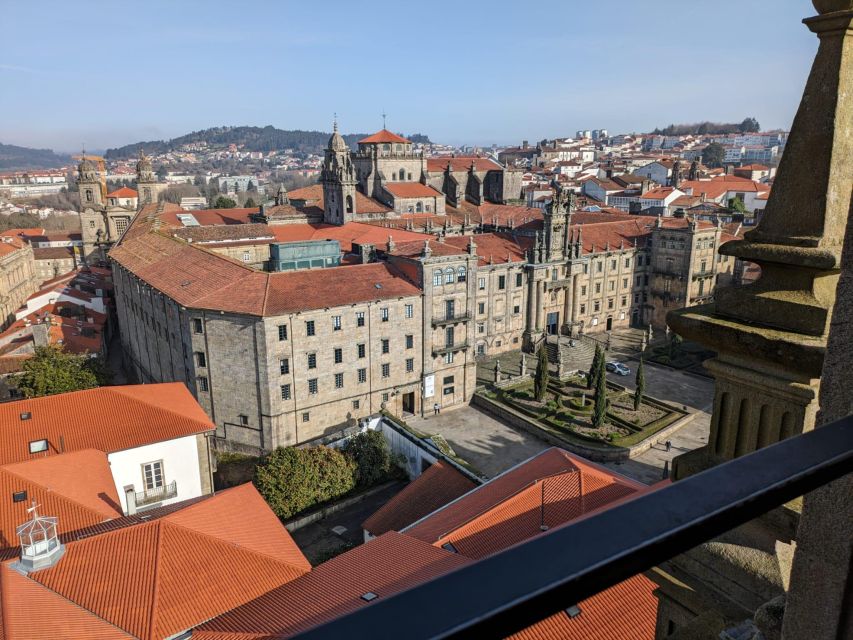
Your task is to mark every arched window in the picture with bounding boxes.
[345,194,353,214]
[395,144,401,152]
[416,201,423,213]
[85,189,93,202]
[444,267,455,284]
[433,269,442,287]
[457,266,467,283]
[399,168,406,181]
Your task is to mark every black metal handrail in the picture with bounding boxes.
[293,416,853,639]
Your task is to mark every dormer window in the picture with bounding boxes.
[28,439,48,454]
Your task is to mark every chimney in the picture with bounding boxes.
[124,485,137,515]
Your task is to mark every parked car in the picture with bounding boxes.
[606,361,631,376]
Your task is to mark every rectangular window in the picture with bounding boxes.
[623,277,628,288]
[197,376,209,392]
[580,303,586,314]
[195,352,206,368]
[594,301,600,313]
[332,315,341,331]
[445,299,455,319]
[498,275,506,290]
[303,412,310,422]
[352,400,360,410]
[516,272,523,287]
[445,326,454,348]
[443,352,454,364]
[193,318,204,334]
[608,298,614,310]
[478,277,486,290]
[357,343,366,358]
[280,384,291,400]
[381,363,390,378]
[334,348,343,364]
[597,261,603,273]
[443,386,455,396]
[306,320,315,336]
[278,324,287,341]
[595,282,601,294]
[433,270,442,287]
[381,338,389,354]
[142,461,164,491]
[335,372,344,388]
[477,322,485,334]
[443,375,455,384]
[622,295,628,307]
[406,334,414,349]
[609,281,615,291]
[382,392,390,402]
[308,378,318,394]
[513,304,521,314]
[478,302,485,314]
[358,368,367,383]
[625,258,631,268]
[280,358,289,375]
[380,307,389,322]
[405,304,413,318]
[611,259,617,269]
[581,285,587,296]
[406,358,414,372]
[28,439,48,454]
[308,353,317,369]
[356,312,365,327]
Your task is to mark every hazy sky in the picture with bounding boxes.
[0,0,818,152]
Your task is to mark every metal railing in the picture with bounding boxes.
[293,416,853,639]
[432,313,471,327]
[432,342,470,357]
[136,480,177,506]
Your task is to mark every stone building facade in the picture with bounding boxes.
[0,238,37,330]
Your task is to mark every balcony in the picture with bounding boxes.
[432,313,471,327]
[292,416,853,639]
[432,342,469,357]
[136,480,177,506]
[692,270,715,280]
[544,278,573,291]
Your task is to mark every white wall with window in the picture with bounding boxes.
[107,435,205,514]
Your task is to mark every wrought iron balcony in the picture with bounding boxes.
[432,313,471,327]
[136,480,177,506]
[692,270,715,280]
[432,342,470,357]
[293,416,853,640]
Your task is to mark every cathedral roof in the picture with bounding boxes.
[358,129,410,144]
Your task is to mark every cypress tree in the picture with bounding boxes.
[593,352,607,428]
[534,345,549,402]
[634,358,645,411]
[588,344,602,389]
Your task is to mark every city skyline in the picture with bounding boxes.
[0,0,817,151]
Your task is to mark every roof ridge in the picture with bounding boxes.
[102,385,213,434]
[0,465,119,522]
[147,520,166,640]
[160,518,308,575]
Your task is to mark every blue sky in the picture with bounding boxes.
[0,0,818,151]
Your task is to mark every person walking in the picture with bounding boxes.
[665,440,672,452]
[434,402,440,416]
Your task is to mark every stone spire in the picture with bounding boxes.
[275,184,289,206]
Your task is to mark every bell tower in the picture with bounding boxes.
[77,153,108,259]
[322,120,358,225]
[136,150,166,208]
[543,182,574,262]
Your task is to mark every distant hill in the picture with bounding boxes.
[651,118,761,137]
[0,143,72,171]
[105,125,433,159]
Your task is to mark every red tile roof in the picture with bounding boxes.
[362,461,477,536]
[17,484,308,640]
[358,129,410,144]
[106,186,138,198]
[444,232,531,265]
[286,184,390,215]
[426,157,503,173]
[269,222,431,253]
[0,383,214,466]
[193,531,471,639]
[383,182,443,199]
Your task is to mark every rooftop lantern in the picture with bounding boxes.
[15,501,65,573]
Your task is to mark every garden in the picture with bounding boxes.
[644,334,715,376]
[481,344,686,450]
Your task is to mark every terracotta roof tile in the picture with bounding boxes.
[106,186,138,198]
[287,184,390,215]
[0,384,214,466]
[362,461,477,536]
[358,129,410,144]
[383,182,443,199]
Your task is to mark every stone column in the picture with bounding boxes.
[536,280,546,331]
[570,274,579,334]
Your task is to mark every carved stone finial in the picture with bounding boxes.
[812,0,852,14]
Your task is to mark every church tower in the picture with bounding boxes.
[136,150,166,208]
[77,154,107,260]
[321,121,358,225]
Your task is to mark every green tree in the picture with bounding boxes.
[702,142,726,168]
[593,352,608,428]
[344,430,391,487]
[12,345,111,398]
[739,117,760,133]
[534,345,549,402]
[243,197,257,209]
[212,195,237,209]
[588,344,603,389]
[634,358,645,411]
[728,196,747,214]
[253,446,356,519]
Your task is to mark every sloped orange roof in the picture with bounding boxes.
[0,383,214,465]
[286,184,390,215]
[26,484,309,640]
[444,232,531,265]
[363,461,477,536]
[358,129,410,144]
[0,564,133,639]
[106,186,138,198]
[383,182,443,199]
[0,228,45,238]
[268,221,430,253]
[193,531,471,639]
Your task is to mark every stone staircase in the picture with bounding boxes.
[545,334,598,374]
